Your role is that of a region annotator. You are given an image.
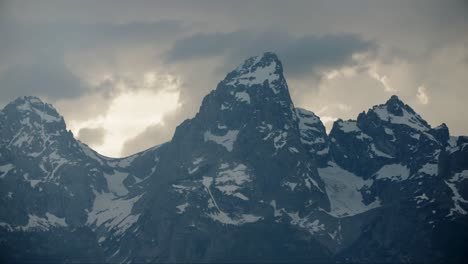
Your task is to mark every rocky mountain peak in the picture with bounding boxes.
[2,96,66,131]
[1,54,467,264]
[6,96,62,119]
[0,96,73,158]
[221,52,286,95]
[359,95,431,132]
[187,52,296,141]
[226,52,282,78]
[384,95,405,115]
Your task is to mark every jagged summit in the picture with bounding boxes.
[1,53,468,263]
[229,52,282,75]
[0,96,72,158]
[386,94,402,103]
[9,95,51,109]
[3,95,64,125]
[192,52,296,138]
[362,95,431,131]
[221,52,286,95]
[234,52,282,73]
[12,95,43,103]
[384,94,411,116]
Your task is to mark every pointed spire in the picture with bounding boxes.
[4,96,63,123]
[363,95,431,131]
[234,52,282,73]
[222,52,285,94]
[176,52,297,145]
[384,95,406,116]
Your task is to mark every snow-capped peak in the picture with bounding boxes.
[5,96,63,124]
[1,96,69,154]
[223,52,284,94]
[368,95,430,131]
[193,52,296,131]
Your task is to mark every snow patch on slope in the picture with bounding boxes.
[287,212,325,234]
[214,163,251,200]
[87,191,142,236]
[208,212,262,225]
[370,144,393,159]
[33,108,61,123]
[226,60,279,91]
[446,170,468,217]
[373,105,429,131]
[201,167,260,225]
[318,162,381,217]
[336,120,371,141]
[204,130,239,152]
[176,202,189,214]
[234,91,251,103]
[418,163,438,176]
[296,108,322,133]
[338,121,360,133]
[104,171,130,197]
[0,213,67,232]
[374,164,410,181]
[0,164,14,178]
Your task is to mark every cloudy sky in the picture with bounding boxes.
[1,0,467,157]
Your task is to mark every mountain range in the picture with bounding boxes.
[1,52,467,263]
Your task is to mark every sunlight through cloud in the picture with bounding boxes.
[69,80,181,157]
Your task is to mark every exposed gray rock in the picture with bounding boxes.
[0,53,467,263]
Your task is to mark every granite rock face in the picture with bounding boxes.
[1,53,467,263]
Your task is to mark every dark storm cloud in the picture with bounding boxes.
[279,34,377,77]
[165,31,377,78]
[0,60,85,103]
[77,127,107,146]
[1,0,467,156]
[0,20,184,59]
[164,31,252,61]
[0,19,186,103]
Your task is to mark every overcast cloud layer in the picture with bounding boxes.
[0,0,467,157]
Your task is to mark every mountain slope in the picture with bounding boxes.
[0,53,467,263]
[325,95,468,262]
[118,52,333,262]
[0,96,161,263]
